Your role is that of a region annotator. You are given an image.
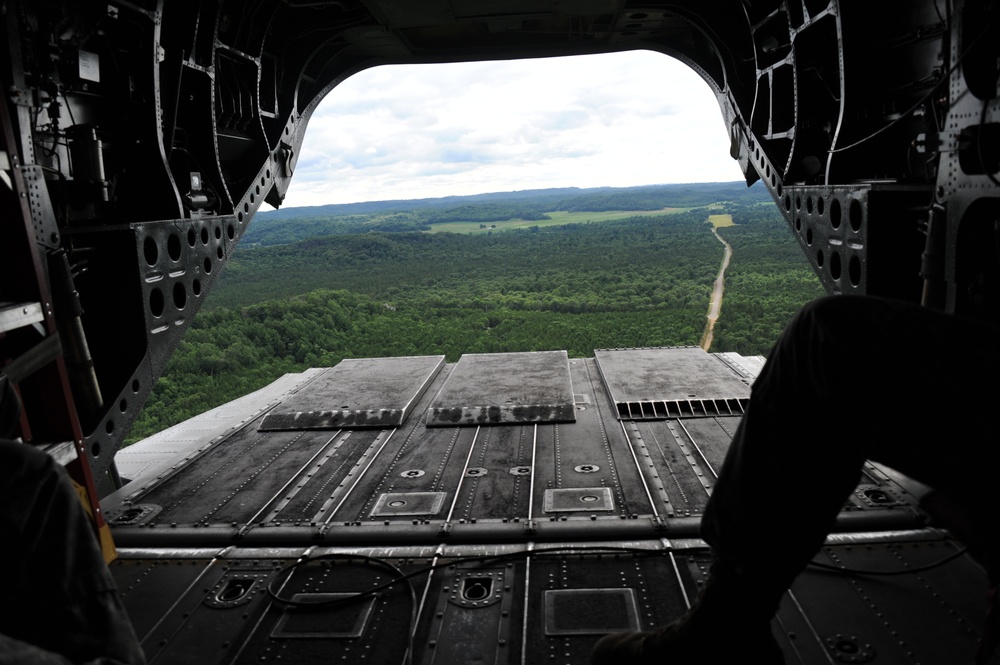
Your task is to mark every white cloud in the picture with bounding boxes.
[277,50,745,208]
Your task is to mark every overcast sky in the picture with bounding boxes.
[279,49,745,208]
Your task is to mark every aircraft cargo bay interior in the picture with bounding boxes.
[2,0,999,663]
[102,348,990,664]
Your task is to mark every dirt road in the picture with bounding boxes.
[699,226,732,351]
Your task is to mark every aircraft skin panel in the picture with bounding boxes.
[427,351,577,427]
[784,542,989,664]
[112,555,222,644]
[113,369,326,485]
[96,350,1000,662]
[109,538,993,664]
[259,355,446,431]
[142,428,382,526]
[621,418,709,517]
[104,350,928,543]
[594,347,753,404]
[450,423,535,521]
[671,415,742,477]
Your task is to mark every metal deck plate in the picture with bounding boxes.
[426,351,576,427]
[370,491,447,517]
[105,353,924,534]
[594,347,751,419]
[544,589,640,635]
[543,487,614,512]
[114,369,325,483]
[273,593,376,638]
[111,537,991,665]
[259,355,445,430]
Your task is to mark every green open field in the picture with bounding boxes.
[425,207,691,234]
[708,213,735,228]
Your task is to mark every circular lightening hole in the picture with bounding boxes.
[143,237,158,266]
[849,199,863,232]
[849,255,862,287]
[149,288,165,317]
[167,233,182,262]
[172,282,187,310]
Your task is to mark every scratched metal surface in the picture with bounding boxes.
[104,349,924,542]
[259,356,446,430]
[111,539,996,665]
[103,349,995,663]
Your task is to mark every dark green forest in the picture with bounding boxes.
[128,185,823,443]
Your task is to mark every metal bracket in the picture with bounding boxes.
[3,332,62,382]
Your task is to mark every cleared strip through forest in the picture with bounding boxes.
[700,217,734,351]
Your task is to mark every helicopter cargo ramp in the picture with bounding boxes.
[102,348,995,664]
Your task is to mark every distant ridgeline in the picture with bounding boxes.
[245,181,772,246]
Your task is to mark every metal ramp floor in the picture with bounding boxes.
[104,349,995,664]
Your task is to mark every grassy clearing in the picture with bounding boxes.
[425,207,690,234]
[708,213,735,228]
